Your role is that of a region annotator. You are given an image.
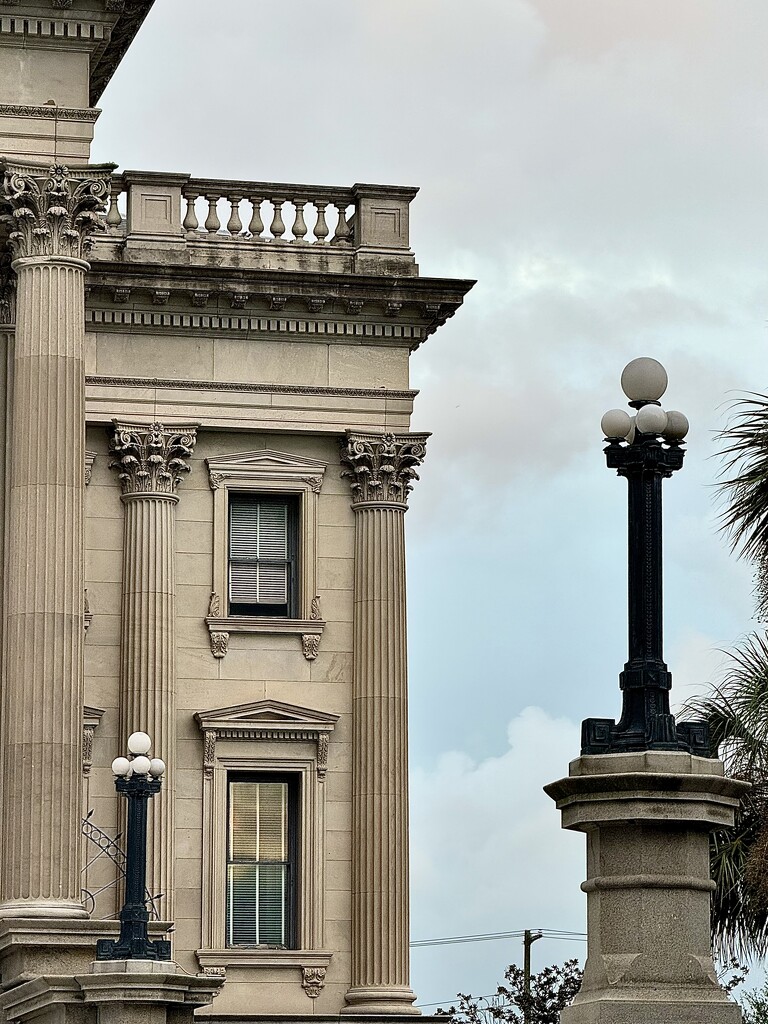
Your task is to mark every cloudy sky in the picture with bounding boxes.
[93,0,768,1006]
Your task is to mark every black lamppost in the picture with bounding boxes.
[581,357,710,757]
[96,731,172,961]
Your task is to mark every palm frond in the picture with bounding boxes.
[717,394,768,565]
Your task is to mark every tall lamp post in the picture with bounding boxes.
[96,732,171,962]
[581,356,709,757]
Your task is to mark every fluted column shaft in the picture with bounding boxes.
[0,257,88,917]
[110,422,197,925]
[340,432,428,1016]
[119,492,177,921]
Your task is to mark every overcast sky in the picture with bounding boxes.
[93,0,768,1006]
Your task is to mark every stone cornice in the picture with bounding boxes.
[341,431,429,506]
[88,374,417,401]
[1,162,113,261]
[109,421,197,497]
[0,104,101,122]
[90,1,156,106]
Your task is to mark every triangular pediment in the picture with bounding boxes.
[195,699,339,734]
[206,450,327,479]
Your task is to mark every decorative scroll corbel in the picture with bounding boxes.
[210,631,229,659]
[316,733,329,782]
[302,966,326,999]
[203,730,216,779]
[302,634,321,661]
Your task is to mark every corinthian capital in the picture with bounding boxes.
[1,161,114,262]
[109,422,198,498]
[340,431,429,506]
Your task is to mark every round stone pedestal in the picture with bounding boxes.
[545,751,748,1024]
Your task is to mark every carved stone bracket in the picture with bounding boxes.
[109,421,198,497]
[210,631,229,659]
[85,450,96,486]
[302,966,326,998]
[84,588,93,632]
[340,431,429,506]
[302,634,321,661]
[1,161,113,261]
[82,706,104,778]
[203,730,216,779]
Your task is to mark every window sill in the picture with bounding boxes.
[205,616,325,661]
[196,947,332,971]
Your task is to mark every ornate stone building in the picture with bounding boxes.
[0,4,472,1023]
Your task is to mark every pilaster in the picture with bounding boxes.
[340,432,428,1016]
[109,422,197,923]
[0,160,111,918]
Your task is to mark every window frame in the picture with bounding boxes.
[195,700,338,974]
[226,771,301,949]
[227,493,301,618]
[205,450,327,658]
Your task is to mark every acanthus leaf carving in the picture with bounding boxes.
[340,431,429,506]
[310,595,322,621]
[302,634,321,661]
[109,422,197,497]
[203,730,216,779]
[1,162,112,261]
[210,631,229,660]
[316,733,329,782]
[207,592,221,617]
[302,966,326,998]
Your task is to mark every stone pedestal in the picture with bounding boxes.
[340,433,428,1016]
[0,959,222,1024]
[0,162,111,918]
[545,751,748,1023]
[109,423,197,923]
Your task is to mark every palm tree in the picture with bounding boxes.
[684,393,768,958]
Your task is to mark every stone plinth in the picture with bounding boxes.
[545,751,748,1024]
[0,959,222,1024]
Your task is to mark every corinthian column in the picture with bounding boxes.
[110,423,197,923]
[340,431,429,1016]
[0,161,111,918]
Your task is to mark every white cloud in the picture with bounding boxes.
[410,707,584,1007]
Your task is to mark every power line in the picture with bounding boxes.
[410,928,586,949]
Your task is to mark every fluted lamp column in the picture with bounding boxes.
[0,161,112,918]
[340,431,429,1016]
[109,423,197,923]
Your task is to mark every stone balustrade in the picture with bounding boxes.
[101,170,418,275]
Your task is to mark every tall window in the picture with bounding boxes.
[228,494,299,617]
[227,775,299,948]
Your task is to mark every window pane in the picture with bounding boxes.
[230,501,261,559]
[257,862,286,945]
[257,504,288,560]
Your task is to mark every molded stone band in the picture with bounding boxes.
[582,874,716,894]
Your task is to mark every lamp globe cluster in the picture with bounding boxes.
[111,731,165,779]
[600,357,689,444]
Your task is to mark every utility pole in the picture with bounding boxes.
[522,930,543,1024]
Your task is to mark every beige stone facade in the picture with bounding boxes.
[0,4,472,1023]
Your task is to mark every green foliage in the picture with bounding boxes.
[684,635,768,959]
[437,959,582,1024]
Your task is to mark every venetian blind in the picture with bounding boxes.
[228,780,289,946]
[229,498,289,606]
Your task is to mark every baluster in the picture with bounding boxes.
[332,200,352,246]
[314,202,329,245]
[183,192,199,233]
[106,183,123,230]
[248,196,264,239]
[292,199,308,244]
[204,195,221,234]
[270,198,287,241]
[227,195,243,236]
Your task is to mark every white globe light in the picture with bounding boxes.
[127,731,152,755]
[149,758,166,778]
[600,409,632,439]
[111,756,131,777]
[635,404,668,435]
[663,409,689,441]
[620,357,668,402]
[131,755,151,775]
